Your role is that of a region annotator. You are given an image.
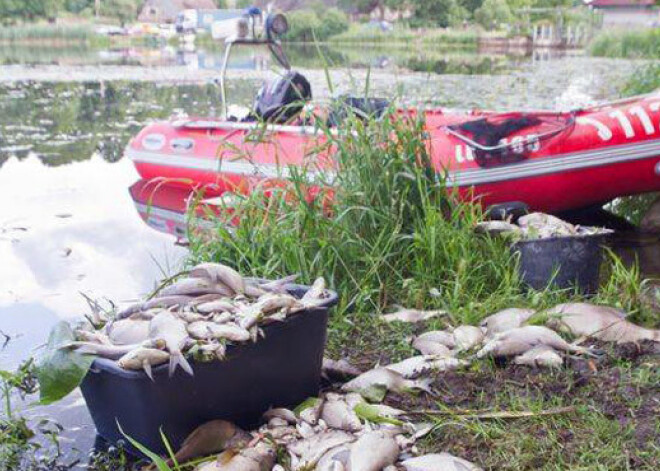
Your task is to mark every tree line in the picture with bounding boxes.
[340,0,578,29]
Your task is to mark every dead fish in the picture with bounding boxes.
[238,293,299,330]
[514,345,563,368]
[150,311,194,376]
[75,329,111,345]
[263,407,298,424]
[258,274,299,293]
[414,330,456,348]
[212,312,233,324]
[189,263,246,295]
[474,220,522,236]
[62,339,165,360]
[117,348,170,380]
[452,325,485,351]
[106,318,151,345]
[177,311,209,323]
[188,293,226,305]
[341,368,432,401]
[517,212,576,239]
[159,277,233,297]
[301,277,328,306]
[322,357,362,380]
[381,308,446,324]
[316,444,351,471]
[116,296,193,320]
[298,397,324,425]
[401,452,483,471]
[411,338,452,357]
[320,396,362,432]
[198,442,276,471]
[384,355,467,378]
[196,300,237,315]
[188,321,250,342]
[288,430,355,470]
[480,308,536,336]
[477,326,590,358]
[546,303,660,343]
[162,420,250,468]
[347,430,399,471]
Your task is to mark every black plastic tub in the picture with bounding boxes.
[80,284,337,456]
[512,234,609,294]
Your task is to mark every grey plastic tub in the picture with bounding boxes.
[513,234,610,294]
[80,284,337,456]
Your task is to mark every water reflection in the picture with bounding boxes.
[0,44,525,76]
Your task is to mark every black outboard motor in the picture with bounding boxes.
[251,71,312,124]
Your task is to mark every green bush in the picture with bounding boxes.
[474,0,513,31]
[589,28,660,59]
[285,8,349,42]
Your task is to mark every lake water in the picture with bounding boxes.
[0,43,654,465]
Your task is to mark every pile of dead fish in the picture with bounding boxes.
[66,263,330,378]
[160,391,482,471]
[353,302,660,391]
[475,212,612,240]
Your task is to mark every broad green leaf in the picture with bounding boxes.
[117,421,172,471]
[35,321,94,405]
[353,402,404,426]
[293,396,320,415]
[359,384,387,403]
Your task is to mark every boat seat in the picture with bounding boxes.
[327,96,390,127]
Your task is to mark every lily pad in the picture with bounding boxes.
[35,321,94,405]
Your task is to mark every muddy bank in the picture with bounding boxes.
[379,340,660,470]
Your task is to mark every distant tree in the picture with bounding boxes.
[213,0,227,8]
[459,0,484,15]
[475,0,512,29]
[99,0,139,25]
[64,0,93,13]
[411,0,467,27]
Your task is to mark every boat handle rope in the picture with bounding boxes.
[442,113,576,154]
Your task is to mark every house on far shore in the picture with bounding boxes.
[138,0,219,24]
[584,0,658,27]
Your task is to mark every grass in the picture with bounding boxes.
[327,24,482,48]
[0,24,95,44]
[589,28,660,59]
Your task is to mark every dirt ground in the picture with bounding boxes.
[334,340,660,470]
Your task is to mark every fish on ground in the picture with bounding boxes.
[477,325,591,358]
[384,356,467,379]
[545,303,660,343]
[159,420,250,469]
[381,308,446,324]
[401,452,483,471]
[480,308,536,336]
[513,345,563,368]
[320,394,362,432]
[322,357,362,380]
[341,367,432,401]
[347,430,399,471]
[452,325,485,351]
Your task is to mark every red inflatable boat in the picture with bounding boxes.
[127,92,660,213]
[126,21,660,213]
